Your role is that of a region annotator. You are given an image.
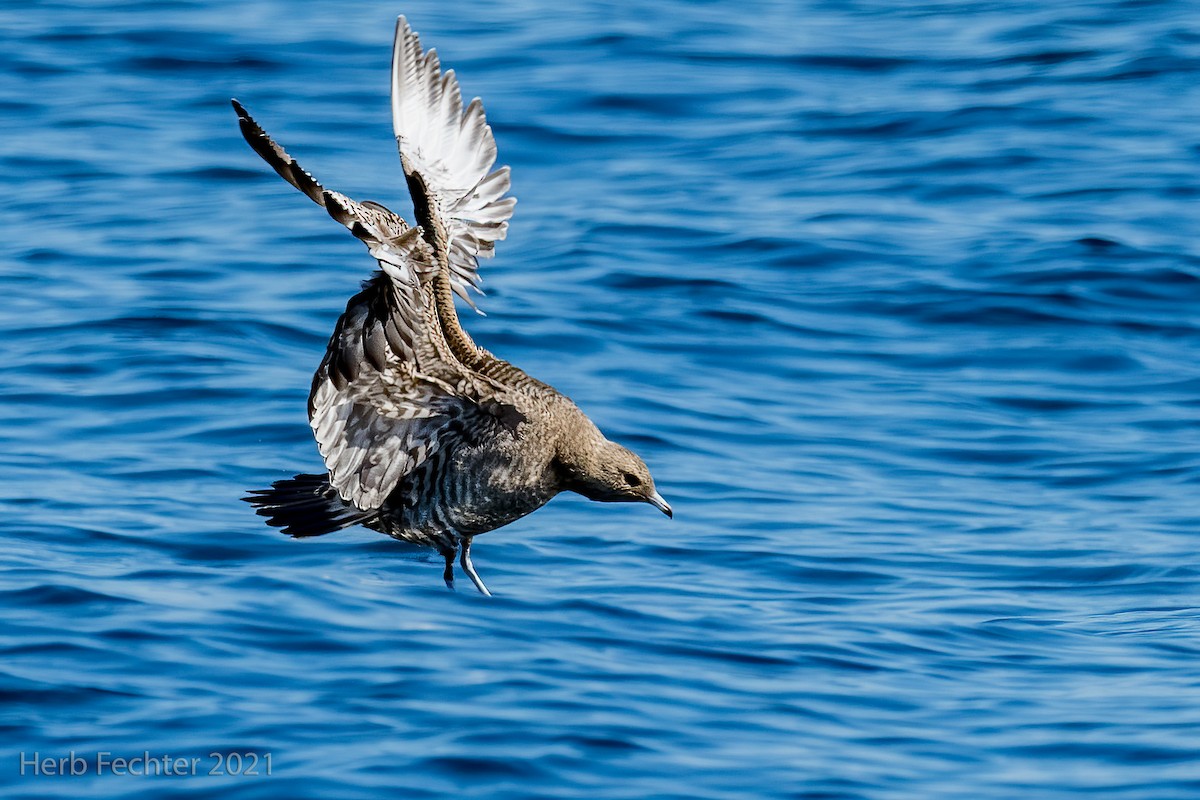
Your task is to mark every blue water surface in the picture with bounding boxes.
[2,1,1200,798]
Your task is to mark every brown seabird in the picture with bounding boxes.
[238,16,671,595]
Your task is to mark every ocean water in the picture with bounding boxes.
[3,0,1200,797]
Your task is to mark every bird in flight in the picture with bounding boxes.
[238,16,671,595]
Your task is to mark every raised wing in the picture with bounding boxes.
[392,15,516,309]
[233,99,517,510]
[233,99,423,287]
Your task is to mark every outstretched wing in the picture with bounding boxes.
[233,99,423,286]
[233,99,516,510]
[391,15,516,309]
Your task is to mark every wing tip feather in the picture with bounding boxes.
[388,20,515,300]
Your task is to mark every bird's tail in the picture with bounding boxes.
[243,473,377,538]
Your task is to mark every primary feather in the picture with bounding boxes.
[391,15,515,309]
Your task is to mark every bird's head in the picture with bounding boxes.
[555,423,671,517]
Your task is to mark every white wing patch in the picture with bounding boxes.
[392,15,516,309]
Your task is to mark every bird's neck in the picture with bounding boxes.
[404,165,483,367]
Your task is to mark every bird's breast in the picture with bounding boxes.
[442,445,559,535]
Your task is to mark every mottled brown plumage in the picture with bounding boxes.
[240,17,670,595]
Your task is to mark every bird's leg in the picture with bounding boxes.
[459,537,492,597]
[442,547,455,591]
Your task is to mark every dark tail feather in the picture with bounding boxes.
[243,473,377,538]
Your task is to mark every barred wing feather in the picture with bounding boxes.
[232,99,486,510]
[391,15,516,309]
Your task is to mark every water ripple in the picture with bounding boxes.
[2,1,1200,798]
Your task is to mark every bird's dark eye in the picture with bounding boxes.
[624,472,641,487]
